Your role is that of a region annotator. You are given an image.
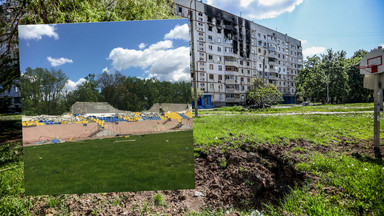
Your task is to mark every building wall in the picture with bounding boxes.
[0,81,21,113]
[174,0,303,106]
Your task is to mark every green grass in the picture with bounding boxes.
[23,130,195,195]
[265,153,384,215]
[199,103,373,115]
[193,113,383,147]
[153,193,167,207]
[0,118,33,215]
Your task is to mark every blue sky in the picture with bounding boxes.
[19,19,190,91]
[205,0,384,58]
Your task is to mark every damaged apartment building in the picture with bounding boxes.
[174,0,303,107]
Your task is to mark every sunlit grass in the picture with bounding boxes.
[193,113,382,147]
[265,153,384,215]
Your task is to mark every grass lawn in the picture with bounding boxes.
[23,130,195,195]
[193,112,384,147]
[198,102,374,114]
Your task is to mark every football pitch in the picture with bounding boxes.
[23,130,195,195]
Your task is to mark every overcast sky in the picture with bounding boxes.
[18,19,190,92]
[204,0,384,59]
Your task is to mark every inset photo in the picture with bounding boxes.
[19,19,195,195]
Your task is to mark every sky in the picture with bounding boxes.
[18,19,190,92]
[204,0,384,59]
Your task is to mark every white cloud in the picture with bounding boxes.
[164,24,190,41]
[303,46,326,58]
[258,0,286,6]
[63,78,86,92]
[300,39,308,45]
[19,24,58,40]
[149,40,173,50]
[240,0,254,7]
[107,40,190,82]
[102,67,110,73]
[139,43,146,49]
[207,0,303,19]
[47,56,73,67]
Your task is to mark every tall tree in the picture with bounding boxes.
[20,67,68,115]
[67,73,100,104]
[321,49,348,104]
[345,50,371,103]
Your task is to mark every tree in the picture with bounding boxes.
[296,49,352,104]
[69,73,100,103]
[320,49,348,104]
[247,77,283,107]
[345,50,371,103]
[20,67,68,115]
[191,87,203,102]
[1,0,175,109]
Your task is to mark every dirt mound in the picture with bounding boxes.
[195,146,306,209]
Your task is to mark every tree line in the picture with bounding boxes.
[1,0,174,93]
[21,67,192,115]
[295,49,372,104]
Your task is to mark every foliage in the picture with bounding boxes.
[19,68,192,114]
[246,77,283,106]
[66,73,101,103]
[192,87,204,101]
[21,0,175,24]
[0,97,12,113]
[345,50,371,103]
[1,0,175,107]
[20,67,68,115]
[296,49,371,104]
[98,72,192,112]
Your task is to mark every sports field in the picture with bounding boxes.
[23,130,195,195]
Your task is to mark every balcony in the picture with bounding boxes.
[268,60,278,66]
[226,89,235,93]
[268,52,277,58]
[225,79,236,85]
[225,61,239,67]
